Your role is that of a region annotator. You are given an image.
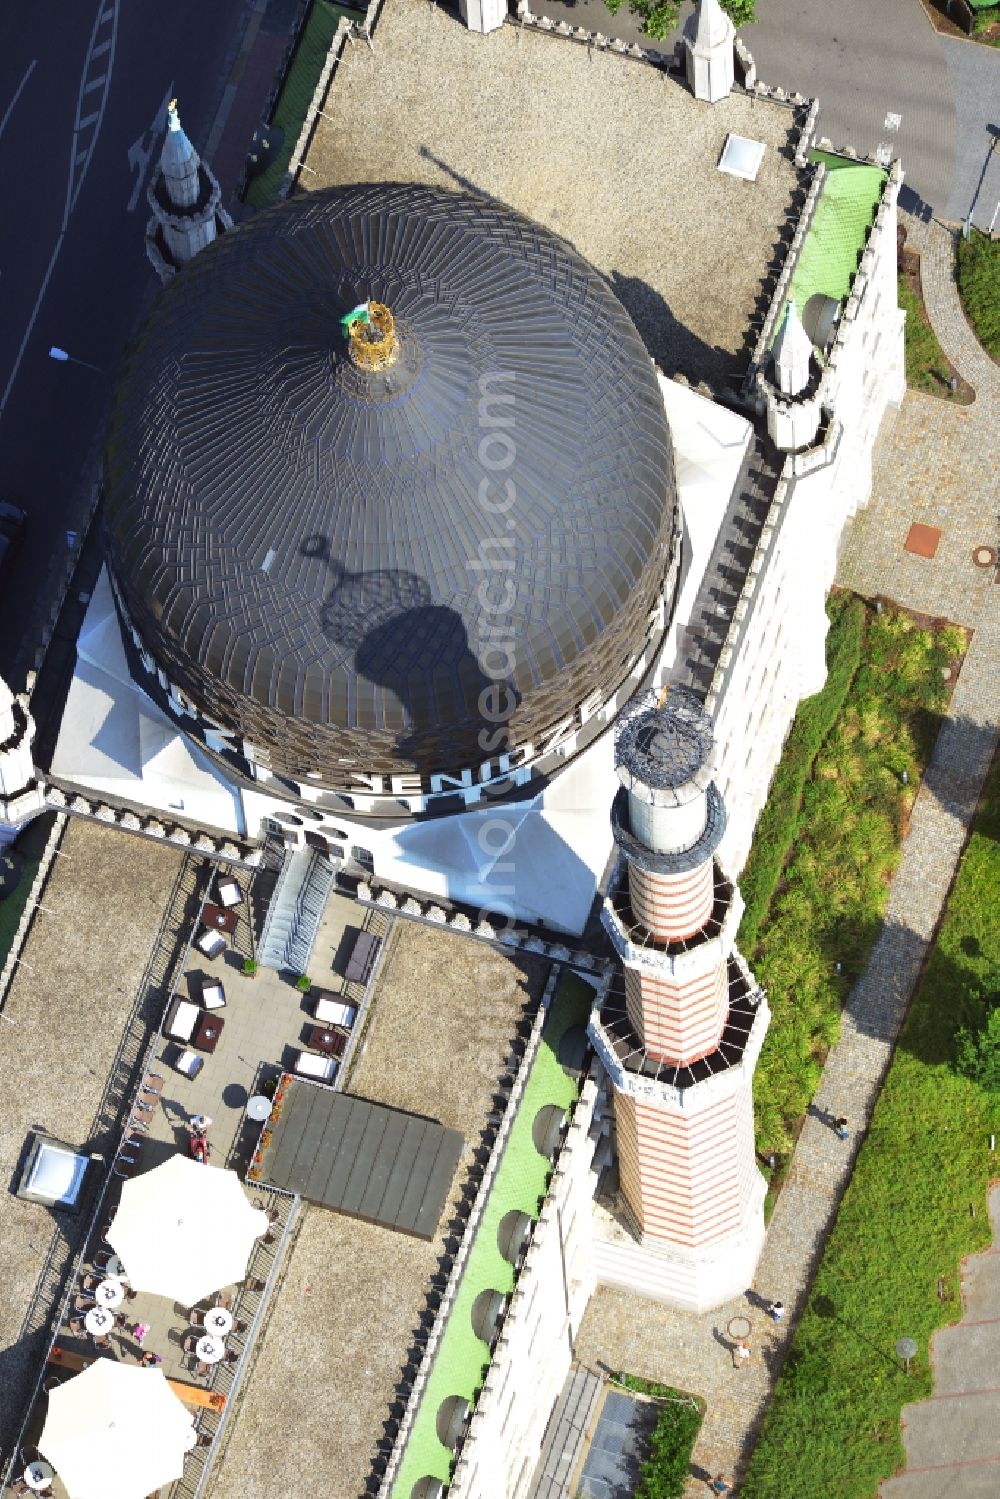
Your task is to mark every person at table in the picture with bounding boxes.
[188,1113,213,1135]
[190,1132,210,1165]
[140,1349,163,1368]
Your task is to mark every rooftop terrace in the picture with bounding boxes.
[302,0,808,391]
[207,920,549,1499]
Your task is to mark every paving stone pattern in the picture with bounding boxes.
[838,217,998,631]
[882,1185,1000,1498]
[576,218,999,1492]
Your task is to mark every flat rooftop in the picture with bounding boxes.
[303,0,806,391]
[208,920,548,1499]
[0,818,182,1460]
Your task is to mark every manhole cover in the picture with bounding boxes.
[972,546,996,569]
[727,1315,752,1341]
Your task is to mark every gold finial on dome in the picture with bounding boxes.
[343,301,398,371]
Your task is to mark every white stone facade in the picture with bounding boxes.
[447,1076,604,1499]
[710,161,905,874]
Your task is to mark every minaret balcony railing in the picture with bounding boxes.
[601,855,743,974]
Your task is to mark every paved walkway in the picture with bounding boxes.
[576,218,1000,1493]
[881,1185,1000,1498]
[839,217,999,630]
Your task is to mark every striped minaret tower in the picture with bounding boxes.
[589,688,771,1311]
[145,100,232,283]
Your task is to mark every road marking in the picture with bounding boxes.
[65,0,119,225]
[884,111,902,131]
[82,73,107,95]
[0,0,118,425]
[0,58,38,143]
[79,111,100,130]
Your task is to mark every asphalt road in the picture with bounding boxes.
[0,0,249,687]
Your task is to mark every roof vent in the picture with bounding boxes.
[718,134,766,181]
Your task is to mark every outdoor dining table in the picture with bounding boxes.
[204,1307,234,1337]
[104,1254,127,1279]
[195,1334,226,1365]
[84,1306,115,1337]
[24,1460,54,1492]
[95,1277,125,1308]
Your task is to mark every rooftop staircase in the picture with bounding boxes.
[257,846,334,973]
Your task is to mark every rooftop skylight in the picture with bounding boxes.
[718,134,766,182]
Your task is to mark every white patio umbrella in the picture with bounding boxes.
[108,1154,269,1305]
[39,1360,194,1499]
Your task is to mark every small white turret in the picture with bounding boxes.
[684,0,735,104]
[159,100,201,211]
[145,99,231,283]
[772,299,813,396]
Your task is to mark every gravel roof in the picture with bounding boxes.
[303,0,805,391]
[0,819,181,1460]
[208,921,548,1499]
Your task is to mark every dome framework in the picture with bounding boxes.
[105,183,678,784]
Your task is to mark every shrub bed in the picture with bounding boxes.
[956,227,1000,362]
[742,753,1000,1499]
[611,1374,703,1499]
[744,597,964,1158]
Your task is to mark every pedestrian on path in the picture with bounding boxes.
[766,1299,785,1322]
[709,1478,731,1495]
[835,1115,850,1140]
[734,1338,751,1369]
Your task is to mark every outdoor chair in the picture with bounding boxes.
[140,1074,164,1098]
[165,997,201,1044]
[173,1049,204,1080]
[10,1479,29,1495]
[200,979,226,1011]
[224,1348,239,1364]
[313,995,357,1030]
[132,1099,154,1117]
[113,1154,138,1179]
[217,880,242,909]
[81,1274,98,1292]
[74,1295,96,1312]
[92,1336,112,1350]
[196,1360,211,1379]
[189,1309,206,1328]
[214,1291,232,1311]
[241,1277,265,1294]
[195,929,226,960]
[68,1316,86,1336]
[292,1050,337,1085]
[43,1375,63,1394]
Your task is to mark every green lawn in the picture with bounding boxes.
[897,274,962,397]
[742,752,1000,1499]
[0,855,40,968]
[245,1,357,210]
[743,596,965,1160]
[956,227,1000,362]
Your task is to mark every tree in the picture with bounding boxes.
[603,0,756,43]
[954,995,1000,1093]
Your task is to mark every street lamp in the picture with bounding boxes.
[48,347,103,374]
[896,1337,917,1375]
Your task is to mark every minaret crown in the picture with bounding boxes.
[159,100,201,211]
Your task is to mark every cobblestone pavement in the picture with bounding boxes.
[576,217,999,1492]
[838,217,998,631]
[881,1185,1000,1498]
